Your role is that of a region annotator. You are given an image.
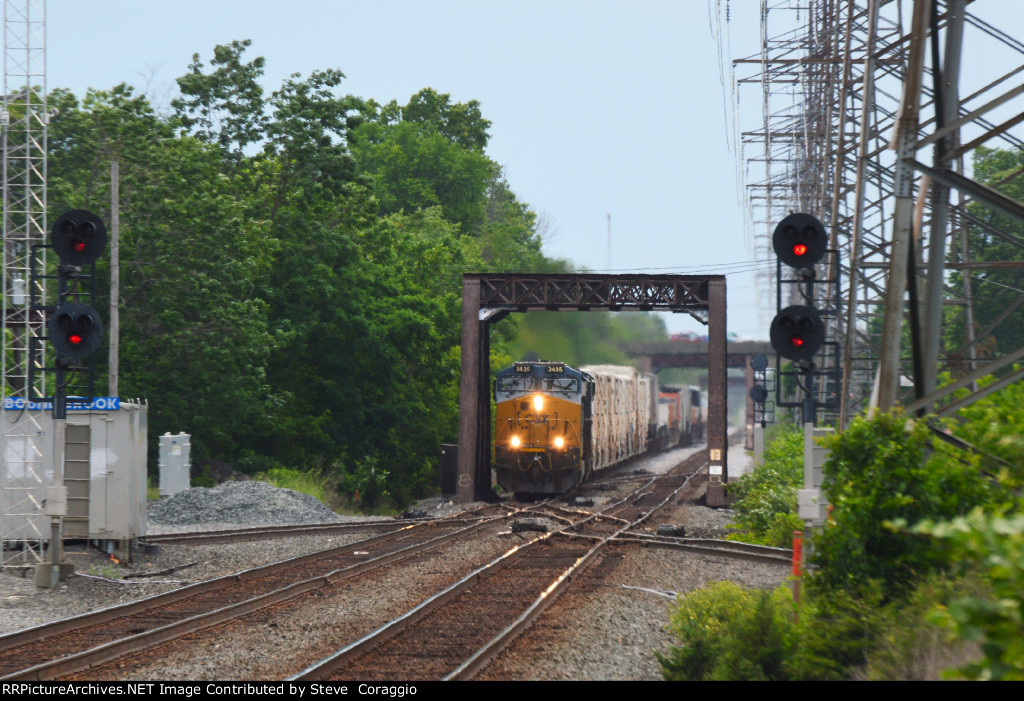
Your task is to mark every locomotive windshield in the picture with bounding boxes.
[498,375,537,392]
[542,376,579,393]
[497,375,579,394]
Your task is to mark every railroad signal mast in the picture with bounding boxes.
[31,209,108,414]
[29,209,107,587]
[770,212,835,533]
[769,213,839,425]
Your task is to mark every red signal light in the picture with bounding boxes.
[51,210,107,266]
[771,305,824,360]
[68,333,83,346]
[773,213,826,268]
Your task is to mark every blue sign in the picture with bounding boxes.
[3,396,121,411]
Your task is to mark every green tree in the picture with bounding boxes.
[351,90,497,234]
[172,39,268,158]
[916,506,1024,680]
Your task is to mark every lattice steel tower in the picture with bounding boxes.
[1,0,48,567]
[731,0,1024,427]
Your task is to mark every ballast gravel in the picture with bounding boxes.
[148,480,343,527]
[0,446,786,681]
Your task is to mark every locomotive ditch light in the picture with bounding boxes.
[770,305,824,361]
[553,436,565,449]
[49,302,104,358]
[510,436,521,449]
[51,210,108,266]
[772,212,826,270]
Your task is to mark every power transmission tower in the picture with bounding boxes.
[1,0,48,568]
[728,0,1024,427]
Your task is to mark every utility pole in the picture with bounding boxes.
[109,160,119,397]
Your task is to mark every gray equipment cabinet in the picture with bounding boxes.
[158,432,191,498]
[0,400,149,554]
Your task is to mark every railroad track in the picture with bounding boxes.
[2,440,778,681]
[616,533,792,565]
[0,499,609,681]
[291,450,711,681]
[139,519,410,546]
[0,508,516,680]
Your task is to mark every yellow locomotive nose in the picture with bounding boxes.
[533,394,544,411]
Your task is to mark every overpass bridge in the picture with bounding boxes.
[623,339,774,451]
[623,340,773,373]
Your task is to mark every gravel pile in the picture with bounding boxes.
[148,481,343,526]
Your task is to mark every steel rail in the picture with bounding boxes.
[291,451,707,681]
[613,533,793,566]
[140,504,504,546]
[139,520,409,546]
[445,462,704,680]
[1,517,505,680]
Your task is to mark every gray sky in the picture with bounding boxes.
[47,1,1024,340]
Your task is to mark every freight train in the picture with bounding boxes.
[493,361,704,495]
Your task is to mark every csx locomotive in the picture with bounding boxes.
[493,361,704,495]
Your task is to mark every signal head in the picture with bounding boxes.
[772,213,827,268]
[51,210,107,266]
[770,305,824,361]
[48,302,104,358]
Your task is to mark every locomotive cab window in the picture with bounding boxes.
[541,377,578,393]
[498,376,537,392]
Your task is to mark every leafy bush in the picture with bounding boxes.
[256,467,333,506]
[916,506,1024,680]
[659,582,798,680]
[660,576,976,681]
[727,423,803,546]
[339,455,391,511]
[863,572,981,680]
[811,410,992,600]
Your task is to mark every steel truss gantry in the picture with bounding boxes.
[730,0,1024,426]
[456,274,729,503]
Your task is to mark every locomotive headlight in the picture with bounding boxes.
[533,394,544,412]
[554,436,565,449]
[510,435,521,448]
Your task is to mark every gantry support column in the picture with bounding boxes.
[744,355,755,451]
[706,278,728,506]
[456,277,484,502]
